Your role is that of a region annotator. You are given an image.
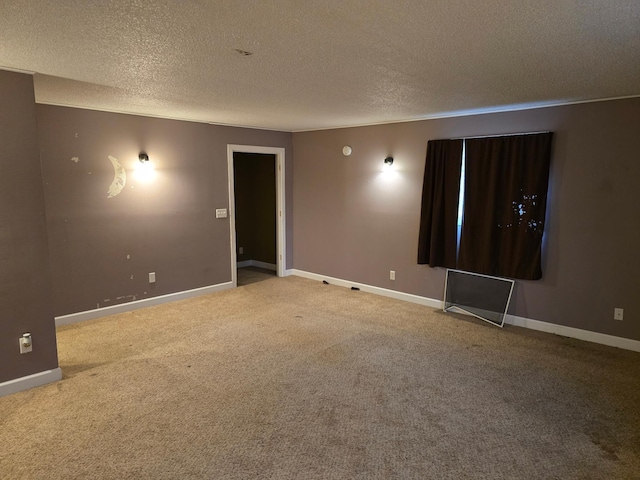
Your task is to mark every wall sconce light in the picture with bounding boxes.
[381,156,395,173]
[135,152,155,183]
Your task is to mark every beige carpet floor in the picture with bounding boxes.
[1,275,639,479]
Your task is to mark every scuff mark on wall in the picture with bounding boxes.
[115,294,138,301]
[71,156,79,163]
[107,155,126,198]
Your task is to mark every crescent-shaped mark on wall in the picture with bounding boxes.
[107,155,126,198]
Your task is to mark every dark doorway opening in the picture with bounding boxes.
[233,152,277,286]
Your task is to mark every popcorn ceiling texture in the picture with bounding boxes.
[1,0,639,131]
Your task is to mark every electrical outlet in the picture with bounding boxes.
[19,333,32,354]
[149,272,156,284]
[390,270,396,280]
[614,308,624,321]
[239,247,244,254]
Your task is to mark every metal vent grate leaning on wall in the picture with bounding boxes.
[443,269,515,328]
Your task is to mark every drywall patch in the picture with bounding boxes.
[107,155,126,198]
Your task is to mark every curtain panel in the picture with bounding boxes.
[458,132,553,280]
[417,139,463,268]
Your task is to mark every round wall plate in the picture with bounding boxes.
[342,145,352,156]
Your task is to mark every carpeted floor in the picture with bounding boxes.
[1,275,639,479]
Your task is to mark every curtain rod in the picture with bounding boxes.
[445,131,552,141]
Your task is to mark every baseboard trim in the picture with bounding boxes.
[290,269,640,353]
[55,281,233,327]
[289,269,442,309]
[504,314,640,352]
[0,368,62,398]
[237,260,277,271]
[251,260,277,271]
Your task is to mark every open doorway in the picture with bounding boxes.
[234,152,276,286]
[227,145,286,288]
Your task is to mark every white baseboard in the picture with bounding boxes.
[289,269,442,309]
[0,368,62,398]
[237,260,277,271]
[252,260,277,271]
[55,281,233,327]
[504,314,640,352]
[290,269,640,353]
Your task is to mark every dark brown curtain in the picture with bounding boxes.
[458,133,553,280]
[417,139,463,267]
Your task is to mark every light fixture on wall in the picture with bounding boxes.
[381,156,395,173]
[135,152,155,183]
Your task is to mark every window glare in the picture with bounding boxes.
[456,141,466,252]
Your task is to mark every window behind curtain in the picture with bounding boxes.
[418,132,553,280]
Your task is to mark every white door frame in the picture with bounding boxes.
[227,144,286,287]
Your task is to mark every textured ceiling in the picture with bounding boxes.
[1,1,639,132]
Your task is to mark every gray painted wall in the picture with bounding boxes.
[0,71,58,383]
[292,98,640,341]
[37,105,292,316]
[234,153,277,265]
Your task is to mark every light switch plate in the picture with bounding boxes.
[19,334,32,354]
